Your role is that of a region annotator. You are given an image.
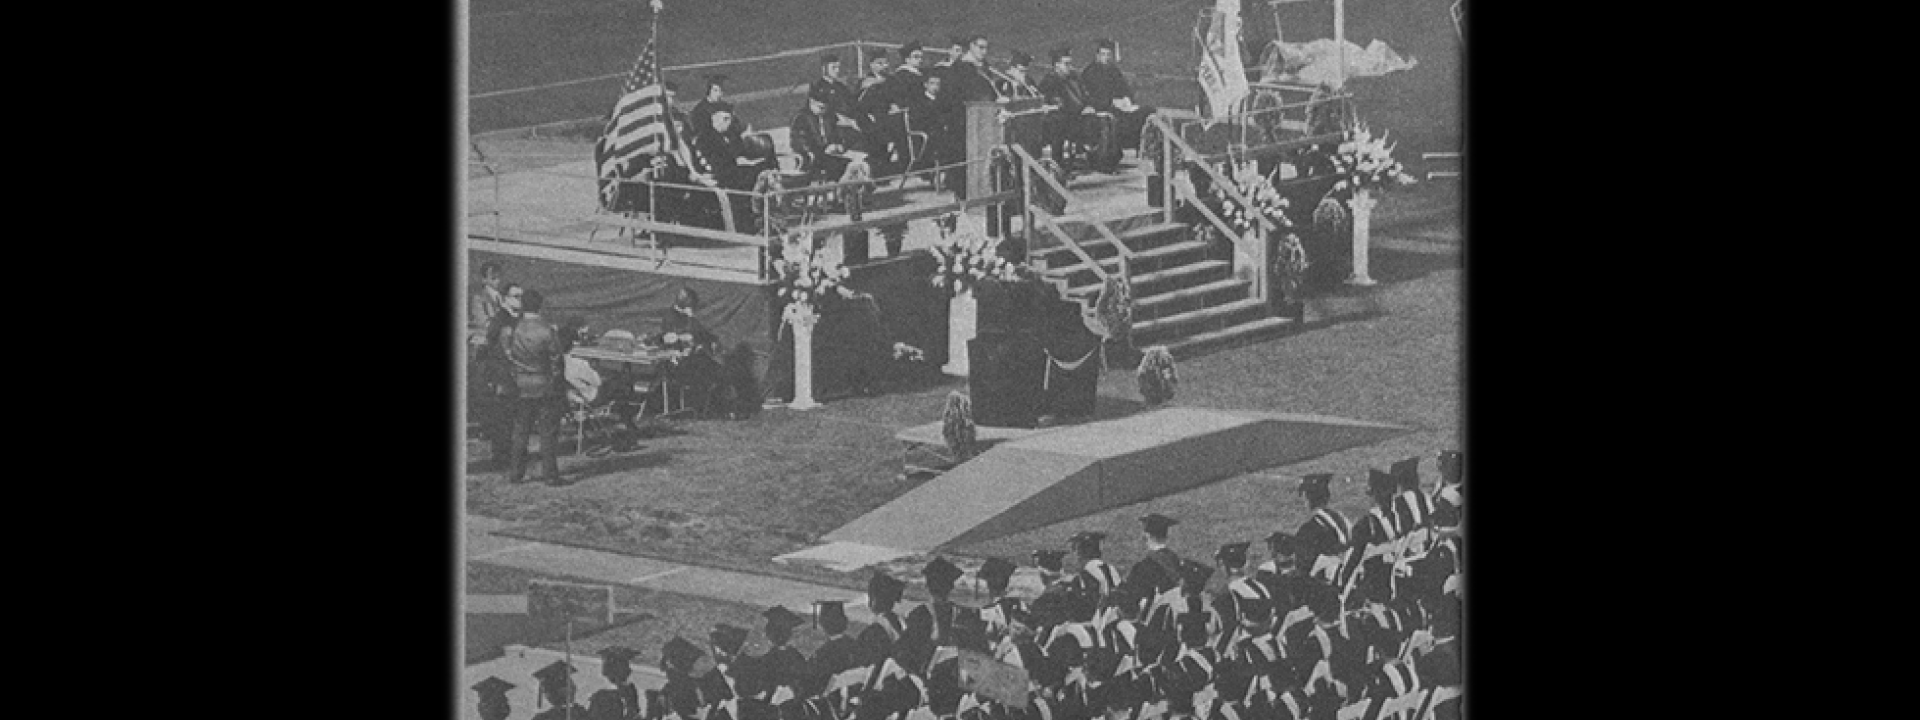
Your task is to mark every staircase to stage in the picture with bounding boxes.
[1029,208,1299,357]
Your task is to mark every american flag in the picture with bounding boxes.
[597,27,679,194]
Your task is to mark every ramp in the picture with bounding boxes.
[817,408,1409,553]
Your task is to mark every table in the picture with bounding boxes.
[568,345,690,418]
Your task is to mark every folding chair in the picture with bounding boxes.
[899,110,934,190]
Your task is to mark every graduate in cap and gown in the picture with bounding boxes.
[1146,558,1215,648]
[757,606,812,703]
[1125,513,1184,599]
[533,659,589,720]
[1293,474,1353,586]
[701,624,754,705]
[1209,543,1275,658]
[591,647,645,720]
[1255,531,1308,619]
[1429,451,1463,538]
[660,636,710,711]
[808,600,859,695]
[473,676,515,720]
[1339,470,1402,597]
[973,557,1023,639]
[911,557,970,715]
[1389,457,1437,558]
[857,572,909,659]
[1068,531,1122,620]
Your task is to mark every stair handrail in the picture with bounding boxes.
[1150,113,1271,304]
[1009,143,1134,327]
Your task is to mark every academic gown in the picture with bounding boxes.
[533,703,591,720]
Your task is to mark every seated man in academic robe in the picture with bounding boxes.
[1079,39,1156,166]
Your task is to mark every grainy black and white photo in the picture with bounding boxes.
[461,1,1463,719]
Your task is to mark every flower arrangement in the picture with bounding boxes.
[772,232,854,309]
[928,213,1022,297]
[941,390,977,461]
[1136,346,1178,405]
[1329,123,1417,195]
[1210,159,1296,237]
[1273,232,1310,291]
[1093,274,1133,341]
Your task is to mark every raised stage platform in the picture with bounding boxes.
[776,407,1409,569]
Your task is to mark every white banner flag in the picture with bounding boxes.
[1198,0,1250,117]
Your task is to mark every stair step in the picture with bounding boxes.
[1166,317,1299,357]
[1042,240,1210,279]
[1134,297,1268,336]
[1064,260,1230,297]
[1133,278,1251,309]
[1034,221,1190,263]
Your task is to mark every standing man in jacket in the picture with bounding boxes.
[505,288,566,485]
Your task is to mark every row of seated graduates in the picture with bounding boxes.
[506,451,1464,720]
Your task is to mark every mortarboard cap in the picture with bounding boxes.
[1032,549,1065,572]
[1068,531,1107,552]
[868,571,906,604]
[533,660,575,686]
[1300,473,1334,492]
[473,676,515,696]
[1215,541,1250,567]
[923,557,964,590]
[599,646,640,665]
[764,605,804,633]
[1367,468,1396,495]
[710,623,750,655]
[1011,51,1034,67]
[977,557,1017,586]
[812,599,849,629]
[1391,457,1421,488]
[1095,38,1117,51]
[1049,45,1072,62]
[1139,513,1178,537]
[899,41,924,58]
[661,635,704,669]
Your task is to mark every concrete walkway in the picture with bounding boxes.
[464,514,878,627]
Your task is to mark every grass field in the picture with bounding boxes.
[467,0,1460,158]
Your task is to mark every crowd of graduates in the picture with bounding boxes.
[475,450,1463,720]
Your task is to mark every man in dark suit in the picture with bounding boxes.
[660,287,723,416]
[791,90,855,185]
[1037,46,1114,170]
[690,75,740,145]
[505,289,565,485]
[948,35,1001,104]
[1080,39,1155,165]
[877,42,929,171]
[810,54,858,122]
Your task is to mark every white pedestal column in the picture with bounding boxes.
[787,304,821,410]
[1347,188,1378,286]
[943,288,977,377]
